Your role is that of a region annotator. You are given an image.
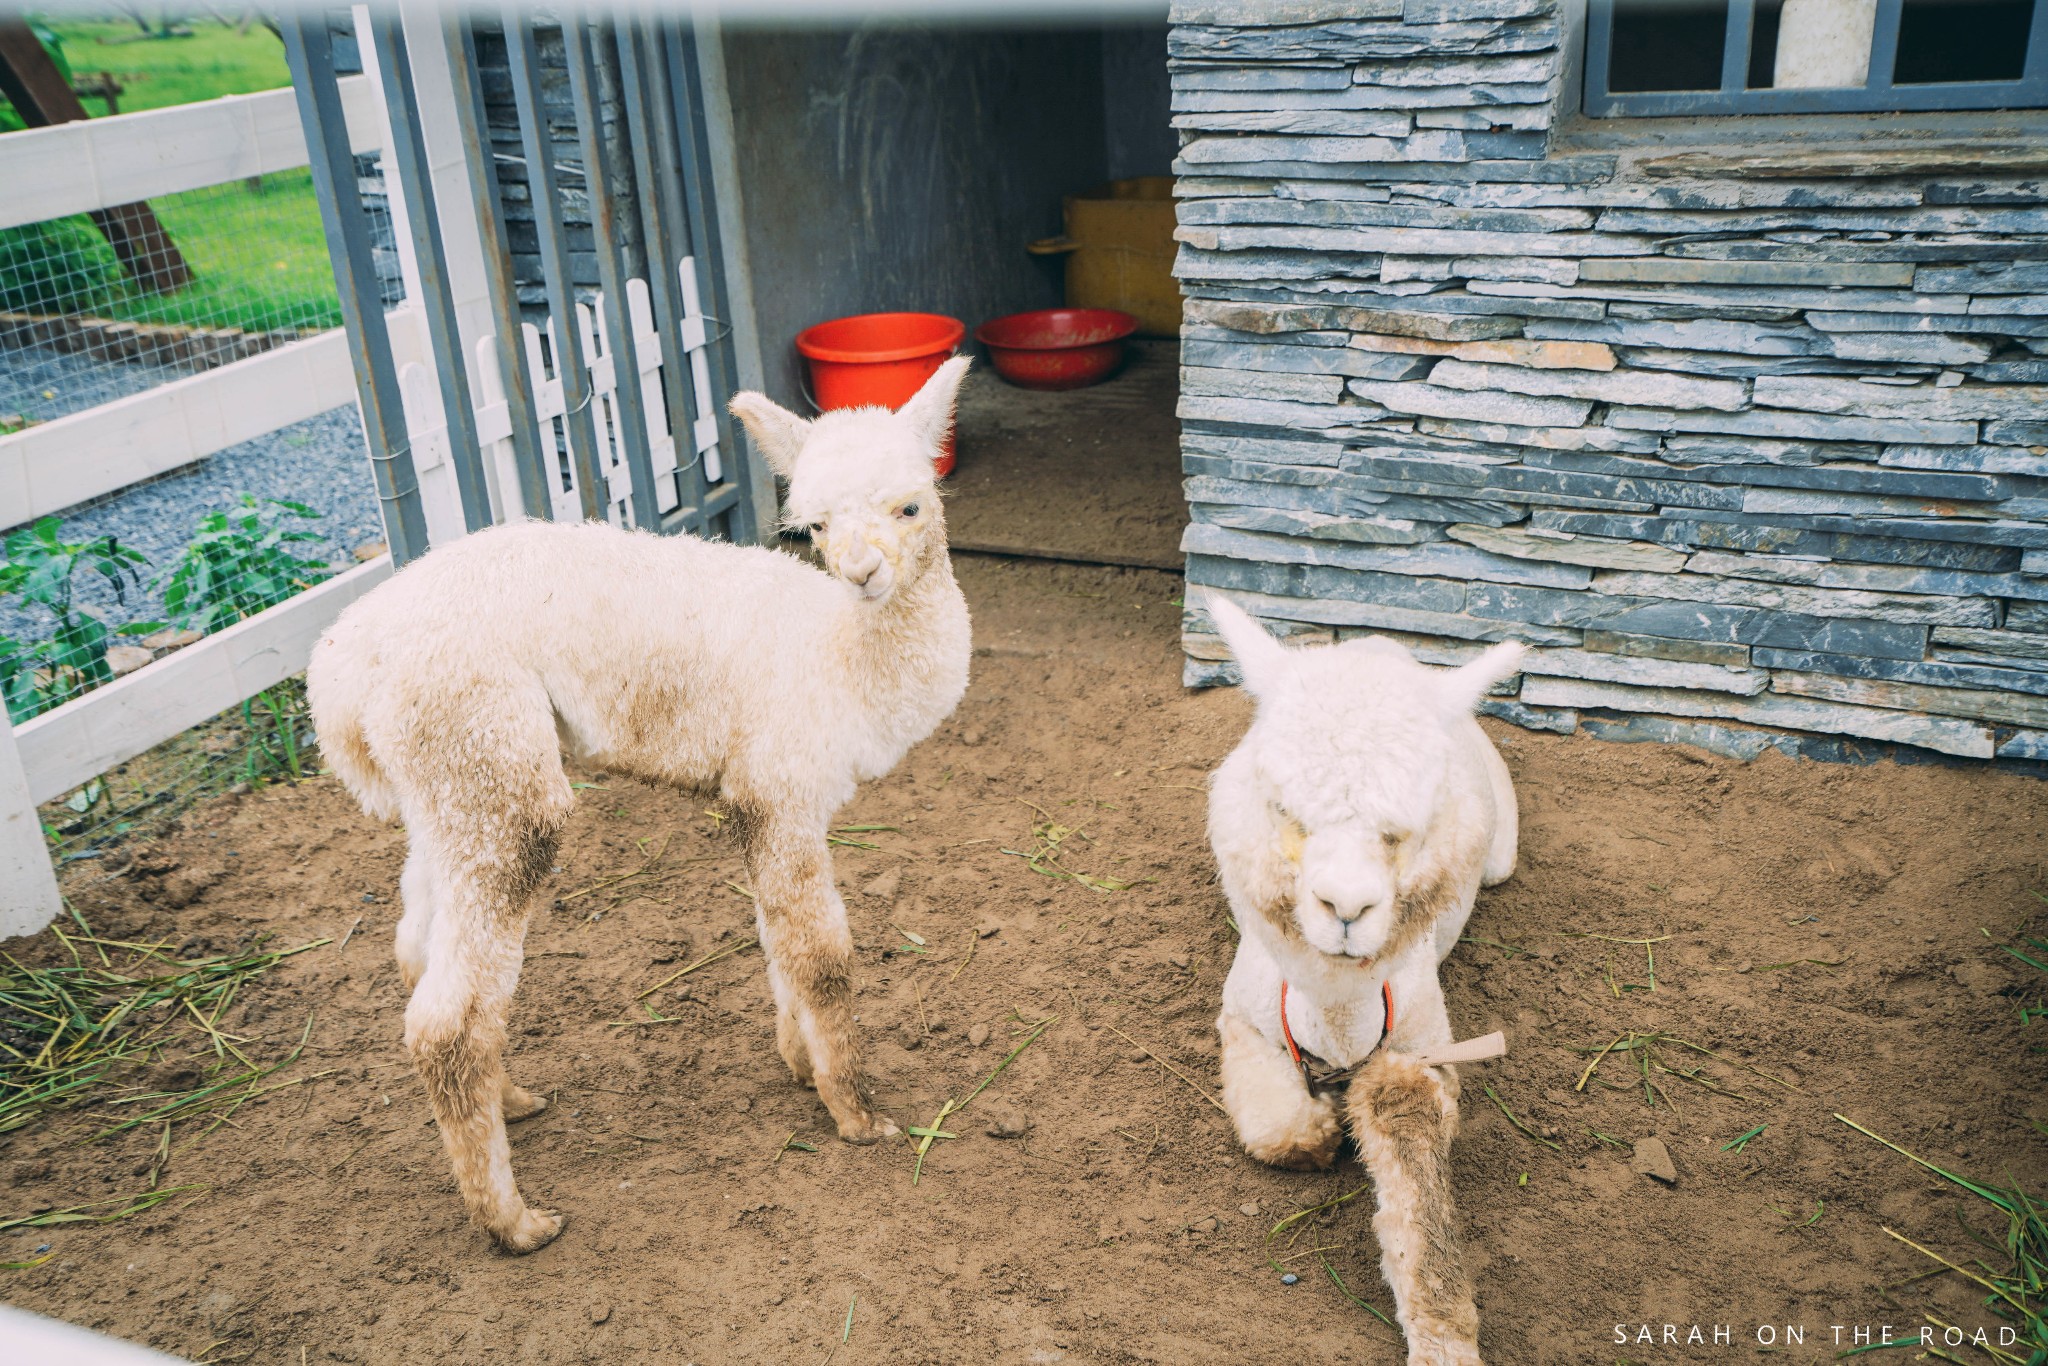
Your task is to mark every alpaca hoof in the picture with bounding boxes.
[1246,1135,1339,1171]
[493,1207,564,1255]
[1240,1106,1343,1170]
[503,1086,549,1123]
[836,1112,899,1145]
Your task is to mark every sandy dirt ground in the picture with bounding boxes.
[4,549,2046,1365]
[944,343,1184,572]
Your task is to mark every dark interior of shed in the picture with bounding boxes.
[719,17,1186,570]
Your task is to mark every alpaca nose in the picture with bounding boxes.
[839,544,883,586]
[1312,880,1383,924]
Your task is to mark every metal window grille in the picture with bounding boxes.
[1583,0,2048,116]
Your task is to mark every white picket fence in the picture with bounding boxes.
[0,21,737,934]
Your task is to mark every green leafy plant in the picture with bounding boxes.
[157,496,333,634]
[152,497,334,787]
[0,517,154,719]
[0,634,46,724]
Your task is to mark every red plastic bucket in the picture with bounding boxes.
[795,311,966,475]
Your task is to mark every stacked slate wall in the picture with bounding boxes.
[1168,0,2048,767]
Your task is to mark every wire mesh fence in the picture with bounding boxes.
[3,486,381,864]
[1,132,402,864]
[0,162,402,431]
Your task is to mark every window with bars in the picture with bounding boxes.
[1583,0,2048,116]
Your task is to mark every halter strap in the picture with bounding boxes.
[1279,976,1394,1092]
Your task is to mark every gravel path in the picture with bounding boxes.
[0,343,186,427]
[1,398,383,642]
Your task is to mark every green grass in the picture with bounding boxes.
[35,16,291,118]
[0,16,337,337]
[103,170,342,334]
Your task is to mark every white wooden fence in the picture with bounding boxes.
[0,80,383,525]
[1,12,745,935]
[1,74,390,932]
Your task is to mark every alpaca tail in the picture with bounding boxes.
[306,623,401,822]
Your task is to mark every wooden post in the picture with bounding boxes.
[0,15,192,293]
[0,716,61,940]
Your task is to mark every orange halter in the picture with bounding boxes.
[1279,977,1394,1092]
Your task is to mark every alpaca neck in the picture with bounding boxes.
[840,526,968,751]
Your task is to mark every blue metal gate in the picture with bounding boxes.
[280,9,763,563]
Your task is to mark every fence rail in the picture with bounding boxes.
[12,555,391,808]
[0,74,389,523]
[1,328,358,525]
[0,77,382,233]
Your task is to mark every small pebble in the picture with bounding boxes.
[1280,1273,1299,1286]
[1239,1202,1259,1217]
[986,1109,1031,1139]
[1168,951,1190,969]
[967,1023,991,1047]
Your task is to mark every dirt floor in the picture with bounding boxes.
[4,547,2047,1364]
[945,341,1184,572]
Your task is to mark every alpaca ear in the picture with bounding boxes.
[1205,593,1292,699]
[1443,640,1526,715]
[729,391,811,479]
[898,355,972,456]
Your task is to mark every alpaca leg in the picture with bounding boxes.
[395,844,440,990]
[406,863,561,1254]
[1477,732,1517,889]
[742,812,893,1143]
[1347,1055,1481,1366]
[1217,1009,1341,1170]
[757,931,814,1088]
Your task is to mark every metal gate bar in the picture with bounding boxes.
[501,11,607,522]
[560,16,662,531]
[446,13,553,523]
[663,21,754,544]
[279,12,429,566]
[367,12,492,534]
[615,15,706,533]
[288,7,757,552]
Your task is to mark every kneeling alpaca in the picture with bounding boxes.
[1205,596,1523,1365]
[306,358,973,1252]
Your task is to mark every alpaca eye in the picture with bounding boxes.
[900,503,920,518]
[1383,830,1407,848]
[807,521,825,536]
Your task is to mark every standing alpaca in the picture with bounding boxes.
[306,358,973,1252]
[1204,595,1522,1365]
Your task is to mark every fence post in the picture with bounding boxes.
[0,719,61,939]
[280,9,432,566]
[678,16,778,546]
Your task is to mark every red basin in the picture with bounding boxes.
[973,308,1139,391]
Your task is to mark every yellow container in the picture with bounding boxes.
[1028,176,1181,338]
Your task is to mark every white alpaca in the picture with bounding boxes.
[1205,595,1522,1365]
[306,358,974,1252]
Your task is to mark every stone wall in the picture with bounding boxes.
[1168,0,2048,767]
